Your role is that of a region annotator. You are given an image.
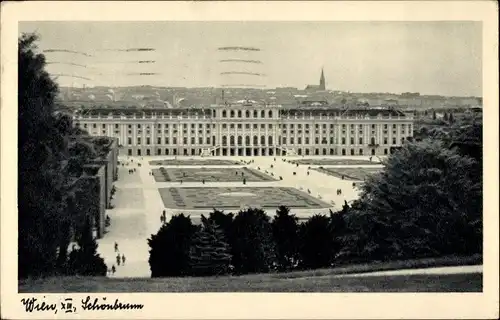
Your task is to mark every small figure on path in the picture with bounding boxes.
[307,171,310,176]
[111,265,116,275]
[116,254,121,266]
[180,180,183,184]
[121,254,126,265]
[293,172,296,176]
[114,242,118,252]
[202,179,205,184]
[352,182,356,188]
[296,163,299,167]
[341,175,345,180]
[369,156,373,162]
[274,157,276,162]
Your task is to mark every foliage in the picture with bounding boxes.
[298,215,336,269]
[271,206,299,271]
[189,216,232,276]
[229,208,276,274]
[208,209,234,241]
[338,139,482,262]
[18,33,111,278]
[66,219,107,276]
[148,214,199,277]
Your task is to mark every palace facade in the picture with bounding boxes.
[73,100,414,157]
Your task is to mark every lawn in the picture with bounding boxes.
[157,187,331,210]
[19,255,482,293]
[151,167,276,183]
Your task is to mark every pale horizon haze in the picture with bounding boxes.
[19,21,482,97]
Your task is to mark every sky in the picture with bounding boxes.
[19,21,482,96]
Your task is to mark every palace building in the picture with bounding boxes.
[73,99,414,157]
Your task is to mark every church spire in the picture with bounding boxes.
[319,67,325,90]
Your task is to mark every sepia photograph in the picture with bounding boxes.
[1,1,498,319]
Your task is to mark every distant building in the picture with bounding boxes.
[305,68,326,91]
[73,100,414,158]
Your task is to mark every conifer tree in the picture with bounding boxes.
[272,206,299,271]
[189,216,232,276]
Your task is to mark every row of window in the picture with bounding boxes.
[221,110,273,118]
[124,136,407,146]
[125,147,392,157]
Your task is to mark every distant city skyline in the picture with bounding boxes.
[20,21,482,96]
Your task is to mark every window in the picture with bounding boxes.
[245,124,250,129]
[261,124,265,129]
[268,136,273,145]
[128,124,132,128]
[306,137,310,144]
[237,124,242,129]
[253,110,258,118]
[115,124,119,129]
[183,137,187,144]
[392,137,396,144]
[298,137,302,144]
[261,136,266,145]
[199,137,203,144]
[222,124,227,129]
[253,136,258,145]
[245,111,250,118]
[268,124,273,129]
[359,138,363,144]
[350,137,354,144]
[268,110,273,118]
[359,149,363,155]
[401,137,405,144]
[393,124,397,129]
[191,137,195,144]
[283,137,287,144]
[323,124,327,129]
[253,124,258,129]
[137,137,141,145]
[157,137,161,144]
[222,111,227,118]
[93,124,97,128]
[138,124,141,129]
[165,137,169,144]
[341,137,346,144]
[230,110,235,118]
[230,124,235,129]
[245,136,250,145]
[261,110,265,118]
[207,137,210,144]
[371,137,375,145]
[384,124,388,129]
[330,137,334,144]
[146,138,150,145]
[238,110,242,118]
[128,137,132,145]
[384,138,388,144]
[290,137,294,144]
[372,124,375,129]
[173,137,177,144]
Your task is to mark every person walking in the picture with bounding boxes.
[116,254,121,266]
[122,254,126,265]
[111,265,116,275]
[114,242,118,252]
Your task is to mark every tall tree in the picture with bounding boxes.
[298,215,335,269]
[229,208,276,274]
[189,216,232,276]
[271,206,299,271]
[148,214,198,277]
[18,33,66,277]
